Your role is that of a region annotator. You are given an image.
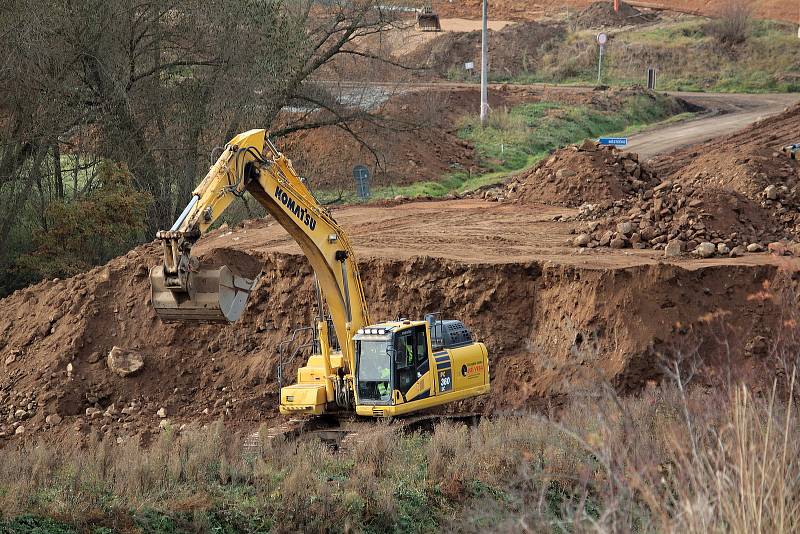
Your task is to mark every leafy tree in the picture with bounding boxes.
[12,163,151,285]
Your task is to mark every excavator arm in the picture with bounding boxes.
[151,129,369,374]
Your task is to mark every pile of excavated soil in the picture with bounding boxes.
[406,21,565,77]
[537,104,800,257]
[497,141,658,207]
[573,1,657,29]
[569,181,777,253]
[1,212,795,445]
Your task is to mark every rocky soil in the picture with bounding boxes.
[480,104,800,260]
[502,140,658,207]
[1,208,798,447]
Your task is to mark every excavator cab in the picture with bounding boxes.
[352,319,489,417]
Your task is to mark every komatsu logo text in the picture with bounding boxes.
[275,185,316,230]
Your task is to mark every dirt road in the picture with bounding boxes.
[195,199,798,271]
[625,92,800,160]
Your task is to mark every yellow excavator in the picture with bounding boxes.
[150,129,489,417]
[417,4,442,32]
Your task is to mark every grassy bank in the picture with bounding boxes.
[1,380,798,533]
[317,92,689,202]
[504,18,800,93]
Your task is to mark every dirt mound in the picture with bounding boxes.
[573,1,657,29]
[500,141,658,207]
[657,104,800,202]
[281,89,491,190]
[556,104,800,256]
[0,198,796,445]
[406,21,565,78]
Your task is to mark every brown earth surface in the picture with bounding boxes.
[434,0,800,24]
[1,194,798,446]
[405,21,566,78]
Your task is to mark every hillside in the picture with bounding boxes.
[435,0,800,24]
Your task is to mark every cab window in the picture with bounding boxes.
[394,326,429,396]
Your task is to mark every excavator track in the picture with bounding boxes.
[242,412,483,458]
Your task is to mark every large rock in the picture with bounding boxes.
[764,185,779,200]
[729,245,746,258]
[610,237,627,249]
[106,347,145,377]
[694,242,716,258]
[664,239,684,258]
[616,221,636,236]
[45,414,62,425]
[573,234,591,247]
[768,242,788,256]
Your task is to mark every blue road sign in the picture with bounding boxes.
[353,165,370,199]
[599,137,628,146]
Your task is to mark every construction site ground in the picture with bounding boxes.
[3,95,800,447]
[434,0,799,24]
[2,1,800,449]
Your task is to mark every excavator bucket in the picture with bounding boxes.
[417,8,441,31]
[149,265,258,323]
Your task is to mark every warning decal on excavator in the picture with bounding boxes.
[461,360,484,378]
[438,369,453,393]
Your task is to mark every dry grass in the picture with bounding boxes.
[709,0,754,46]
[0,380,799,532]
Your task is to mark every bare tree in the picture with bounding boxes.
[0,0,419,293]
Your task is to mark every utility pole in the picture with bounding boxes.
[480,0,489,125]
